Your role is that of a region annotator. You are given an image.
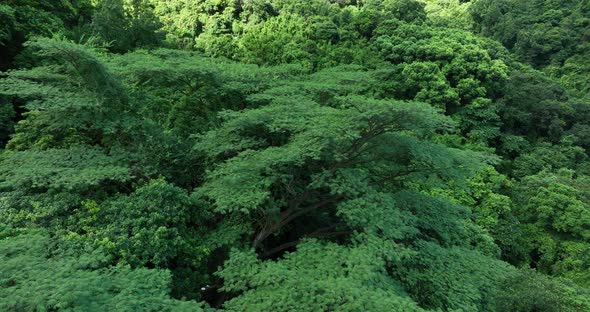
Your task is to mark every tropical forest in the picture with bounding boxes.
[1,0,590,311]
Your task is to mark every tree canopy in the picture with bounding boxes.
[1,0,590,310]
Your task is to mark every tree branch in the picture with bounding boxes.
[252,194,345,248]
[261,227,353,258]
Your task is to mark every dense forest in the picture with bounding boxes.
[1,0,589,310]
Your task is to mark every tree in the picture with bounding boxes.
[427,166,527,264]
[493,269,590,312]
[195,93,476,250]
[0,95,15,147]
[422,0,473,30]
[0,1,93,70]
[217,240,424,311]
[371,24,508,144]
[92,0,163,53]
[512,169,590,286]
[0,226,204,311]
[193,68,517,309]
[470,0,590,95]
[499,70,576,143]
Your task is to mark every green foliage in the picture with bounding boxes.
[92,0,164,53]
[498,70,578,143]
[105,49,305,135]
[196,96,455,215]
[0,5,16,47]
[426,166,527,262]
[0,0,93,69]
[0,146,130,192]
[393,241,512,311]
[372,23,508,144]
[193,62,515,309]
[548,44,590,97]
[0,95,15,147]
[218,240,423,311]
[0,38,198,186]
[77,179,204,267]
[0,38,131,151]
[511,139,587,178]
[470,0,587,65]
[470,0,590,94]
[423,0,473,30]
[231,13,315,67]
[494,269,590,312]
[0,227,203,311]
[2,1,590,310]
[512,170,590,286]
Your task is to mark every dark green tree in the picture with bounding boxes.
[92,0,163,53]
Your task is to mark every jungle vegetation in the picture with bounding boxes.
[1,0,589,311]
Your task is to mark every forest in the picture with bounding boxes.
[0,0,589,311]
